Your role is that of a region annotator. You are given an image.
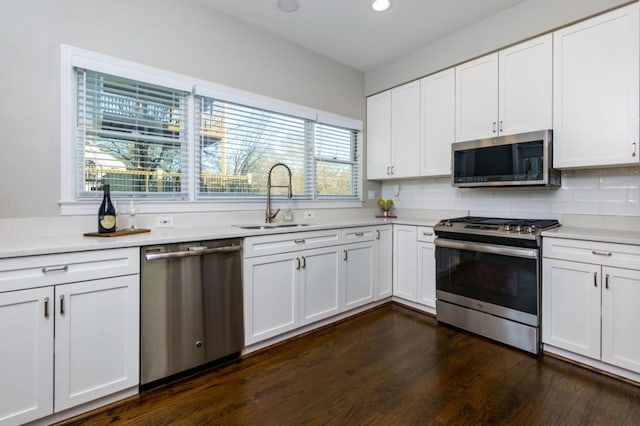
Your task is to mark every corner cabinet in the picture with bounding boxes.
[553,3,639,168]
[455,34,552,142]
[392,224,436,313]
[366,81,421,179]
[542,237,640,379]
[0,248,139,426]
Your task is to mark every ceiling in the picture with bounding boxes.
[197,0,528,72]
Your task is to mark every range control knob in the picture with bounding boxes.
[504,224,511,232]
[445,220,453,227]
[515,225,522,233]
[527,225,536,234]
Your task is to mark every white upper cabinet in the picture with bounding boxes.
[553,3,639,168]
[455,34,552,142]
[366,91,392,180]
[366,81,420,179]
[420,68,455,176]
[499,34,552,136]
[455,53,499,142]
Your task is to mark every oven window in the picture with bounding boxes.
[436,246,538,315]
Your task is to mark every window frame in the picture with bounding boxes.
[60,45,363,215]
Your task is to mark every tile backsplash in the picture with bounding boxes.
[381,166,640,218]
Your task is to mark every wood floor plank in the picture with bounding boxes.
[58,304,640,426]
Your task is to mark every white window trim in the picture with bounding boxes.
[60,45,363,215]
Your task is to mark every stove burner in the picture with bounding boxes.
[435,216,560,241]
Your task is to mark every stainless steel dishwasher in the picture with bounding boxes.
[140,239,243,387]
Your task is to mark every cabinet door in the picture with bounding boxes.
[393,225,418,301]
[391,81,421,178]
[601,267,640,373]
[300,246,342,326]
[244,252,298,345]
[421,68,455,176]
[542,259,601,359]
[553,3,639,168]
[54,275,139,412]
[343,241,375,311]
[374,226,393,300]
[0,287,53,425]
[416,242,436,308]
[498,34,552,135]
[366,91,392,179]
[455,53,499,142]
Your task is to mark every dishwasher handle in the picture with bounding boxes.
[144,244,241,261]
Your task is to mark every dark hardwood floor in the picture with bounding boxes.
[60,304,640,425]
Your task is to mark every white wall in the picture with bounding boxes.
[366,0,630,94]
[381,167,640,218]
[0,0,366,219]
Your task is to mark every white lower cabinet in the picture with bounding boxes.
[393,225,436,310]
[374,226,393,300]
[299,247,341,325]
[0,287,54,426]
[0,248,139,426]
[343,239,375,311]
[543,237,640,377]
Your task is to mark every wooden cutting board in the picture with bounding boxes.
[83,228,151,237]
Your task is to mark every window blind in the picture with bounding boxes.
[195,96,311,198]
[75,68,190,198]
[314,123,360,198]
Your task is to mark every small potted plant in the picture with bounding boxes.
[376,198,395,218]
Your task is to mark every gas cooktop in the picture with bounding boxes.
[434,216,560,240]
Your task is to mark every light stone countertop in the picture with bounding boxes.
[541,226,640,246]
[0,214,447,259]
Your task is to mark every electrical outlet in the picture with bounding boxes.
[303,211,314,220]
[155,216,174,227]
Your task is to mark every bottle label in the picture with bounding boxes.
[100,215,116,230]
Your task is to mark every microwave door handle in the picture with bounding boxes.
[434,238,538,259]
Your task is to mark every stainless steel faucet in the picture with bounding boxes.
[266,162,293,223]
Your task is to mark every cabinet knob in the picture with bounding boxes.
[492,122,497,133]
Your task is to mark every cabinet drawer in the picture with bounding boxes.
[543,237,640,269]
[417,226,436,243]
[341,226,377,244]
[0,248,139,293]
[244,229,341,258]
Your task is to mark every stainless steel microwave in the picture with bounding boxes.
[452,129,560,188]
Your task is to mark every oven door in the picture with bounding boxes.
[435,238,539,326]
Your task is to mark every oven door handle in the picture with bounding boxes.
[434,238,538,259]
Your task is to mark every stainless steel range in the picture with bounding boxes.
[434,216,560,354]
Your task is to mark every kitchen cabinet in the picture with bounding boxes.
[543,237,640,375]
[342,227,376,310]
[374,225,393,300]
[243,229,342,345]
[393,225,418,301]
[455,34,552,142]
[420,68,455,176]
[0,248,139,426]
[0,287,54,426]
[393,225,436,311]
[553,3,639,168]
[366,81,420,179]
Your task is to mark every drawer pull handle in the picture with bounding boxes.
[44,297,49,318]
[592,250,612,257]
[423,232,433,236]
[42,265,69,274]
[355,232,365,237]
[294,239,306,244]
[60,295,65,315]
[594,272,598,287]
[605,273,610,289]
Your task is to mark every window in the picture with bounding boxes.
[75,69,189,199]
[63,45,361,211]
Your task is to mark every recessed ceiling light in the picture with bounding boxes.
[277,0,299,13]
[372,0,391,12]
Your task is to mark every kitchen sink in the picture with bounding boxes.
[234,223,312,230]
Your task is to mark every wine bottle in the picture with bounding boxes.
[98,184,117,233]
